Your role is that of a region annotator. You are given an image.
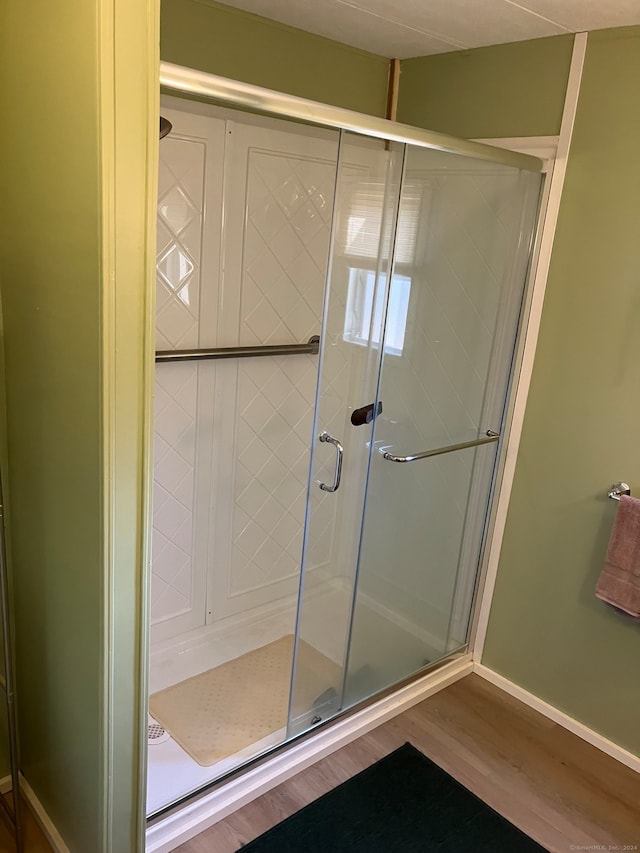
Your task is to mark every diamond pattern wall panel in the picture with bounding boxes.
[241,152,331,346]
[228,150,336,598]
[152,364,198,623]
[153,119,339,627]
[152,133,206,625]
[155,137,205,351]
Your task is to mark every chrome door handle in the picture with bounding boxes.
[318,432,344,492]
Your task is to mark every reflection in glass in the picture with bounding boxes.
[344,269,411,355]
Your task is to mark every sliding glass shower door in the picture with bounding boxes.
[343,145,541,706]
[287,132,405,733]
[289,133,542,734]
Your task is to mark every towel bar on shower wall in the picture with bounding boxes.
[608,482,631,501]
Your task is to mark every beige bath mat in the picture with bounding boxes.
[149,635,339,766]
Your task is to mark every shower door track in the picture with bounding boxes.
[146,652,472,845]
[159,63,544,175]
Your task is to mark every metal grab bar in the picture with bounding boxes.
[156,335,320,363]
[381,431,500,463]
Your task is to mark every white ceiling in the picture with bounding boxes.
[219,0,640,58]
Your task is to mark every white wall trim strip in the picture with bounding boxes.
[19,773,71,853]
[474,135,559,160]
[474,664,640,774]
[0,774,11,795]
[471,31,589,660]
[146,655,473,852]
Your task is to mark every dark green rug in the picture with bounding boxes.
[238,743,547,852]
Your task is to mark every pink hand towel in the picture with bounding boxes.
[596,494,640,618]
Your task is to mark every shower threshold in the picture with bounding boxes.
[146,650,472,851]
[147,584,454,817]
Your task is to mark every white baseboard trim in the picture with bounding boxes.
[146,654,473,852]
[19,773,70,853]
[474,664,640,774]
[0,774,12,795]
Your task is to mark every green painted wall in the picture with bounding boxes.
[482,27,640,756]
[161,0,389,116]
[0,0,104,846]
[0,1,157,850]
[397,27,640,754]
[398,35,574,138]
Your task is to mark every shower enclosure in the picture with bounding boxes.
[147,74,543,817]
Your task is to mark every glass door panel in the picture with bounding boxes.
[287,131,405,736]
[344,145,542,707]
[345,442,498,704]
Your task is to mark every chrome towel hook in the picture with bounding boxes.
[608,482,631,501]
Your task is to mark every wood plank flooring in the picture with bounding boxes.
[0,794,53,853]
[175,673,640,853]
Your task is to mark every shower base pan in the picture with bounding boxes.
[149,635,338,766]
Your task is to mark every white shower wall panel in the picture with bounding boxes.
[152,104,342,642]
[210,123,341,620]
[152,110,225,639]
